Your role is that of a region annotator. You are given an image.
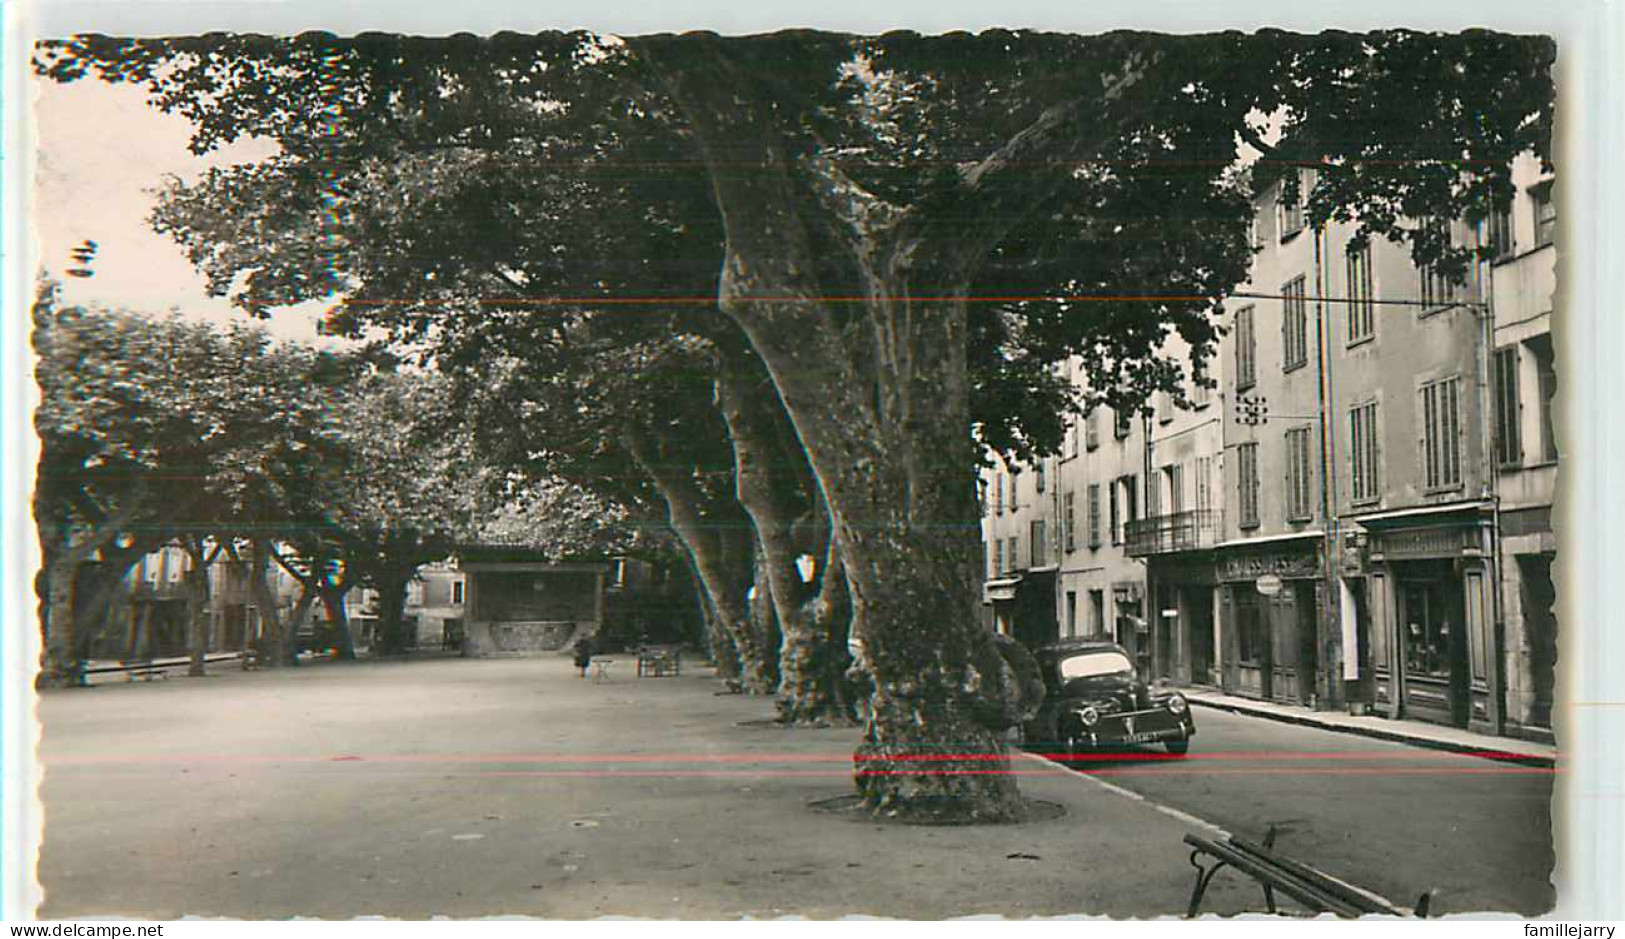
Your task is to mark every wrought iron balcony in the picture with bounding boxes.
[1124,509,1223,557]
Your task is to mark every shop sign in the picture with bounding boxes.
[1371,526,1478,561]
[1218,550,1319,582]
[1254,574,1284,597]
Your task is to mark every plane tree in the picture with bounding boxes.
[39,28,1554,818]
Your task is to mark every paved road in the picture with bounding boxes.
[1030,706,1555,915]
[34,656,1554,918]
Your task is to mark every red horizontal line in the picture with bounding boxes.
[52,749,1550,765]
[340,295,1212,307]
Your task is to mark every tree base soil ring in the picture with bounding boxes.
[809,794,1066,827]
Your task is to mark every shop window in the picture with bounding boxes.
[1421,376,1463,491]
[1401,581,1454,679]
[1346,243,1375,344]
[1282,276,1308,371]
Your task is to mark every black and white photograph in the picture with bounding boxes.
[9,1,1622,923]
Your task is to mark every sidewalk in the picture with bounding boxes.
[1183,688,1557,767]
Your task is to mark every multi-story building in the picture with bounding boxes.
[980,156,1557,742]
[1487,154,1559,742]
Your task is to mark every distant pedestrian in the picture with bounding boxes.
[572,635,594,678]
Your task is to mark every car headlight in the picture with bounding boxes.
[1076,706,1100,727]
[1167,694,1188,715]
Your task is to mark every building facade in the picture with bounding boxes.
[980,157,1558,741]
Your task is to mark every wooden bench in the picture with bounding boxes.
[636,647,682,678]
[1184,827,1432,919]
[124,661,167,682]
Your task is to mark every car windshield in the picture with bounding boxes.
[1058,651,1134,680]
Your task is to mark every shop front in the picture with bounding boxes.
[985,570,1058,651]
[1147,556,1219,687]
[1361,507,1500,734]
[1216,537,1324,707]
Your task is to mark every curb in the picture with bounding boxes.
[1187,698,1557,768]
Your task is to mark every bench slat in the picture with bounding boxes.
[1228,836,1407,916]
[1184,834,1368,918]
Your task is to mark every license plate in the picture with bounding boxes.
[1121,731,1169,744]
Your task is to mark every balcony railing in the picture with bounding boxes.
[1125,509,1223,557]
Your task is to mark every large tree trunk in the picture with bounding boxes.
[247,540,291,668]
[374,569,412,655]
[713,348,852,722]
[624,427,775,692]
[746,544,781,690]
[684,552,740,681]
[36,495,149,687]
[183,561,210,677]
[635,39,1076,820]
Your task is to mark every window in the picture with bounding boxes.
[1234,306,1257,390]
[1237,442,1260,529]
[1087,484,1102,548]
[1121,474,1139,541]
[1419,221,1460,313]
[1421,376,1463,491]
[993,473,1003,515]
[1007,536,1019,573]
[1064,491,1077,553]
[1529,334,1558,462]
[1493,346,1522,467]
[1158,390,1175,424]
[1347,244,1374,344]
[1194,456,1213,516]
[1068,415,1080,458]
[1035,459,1046,493]
[1277,171,1305,239]
[1532,182,1556,248]
[452,581,465,605]
[1031,519,1047,568]
[993,539,1003,577]
[1282,276,1308,371]
[1114,407,1132,440]
[1109,483,1120,546]
[1146,465,1161,519]
[1489,206,1515,260]
[1085,410,1100,450]
[1191,374,1211,409]
[1350,400,1381,504]
[1285,426,1314,521]
[1065,591,1078,638]
[1164,463,1185,515]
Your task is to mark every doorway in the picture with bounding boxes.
[1398,564,1470,727]
[1518,555,1557,730]
[1185,586,1215,686]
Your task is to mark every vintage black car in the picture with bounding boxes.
[1021,640,1195,756]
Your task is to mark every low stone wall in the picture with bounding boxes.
[463,619,589,656]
